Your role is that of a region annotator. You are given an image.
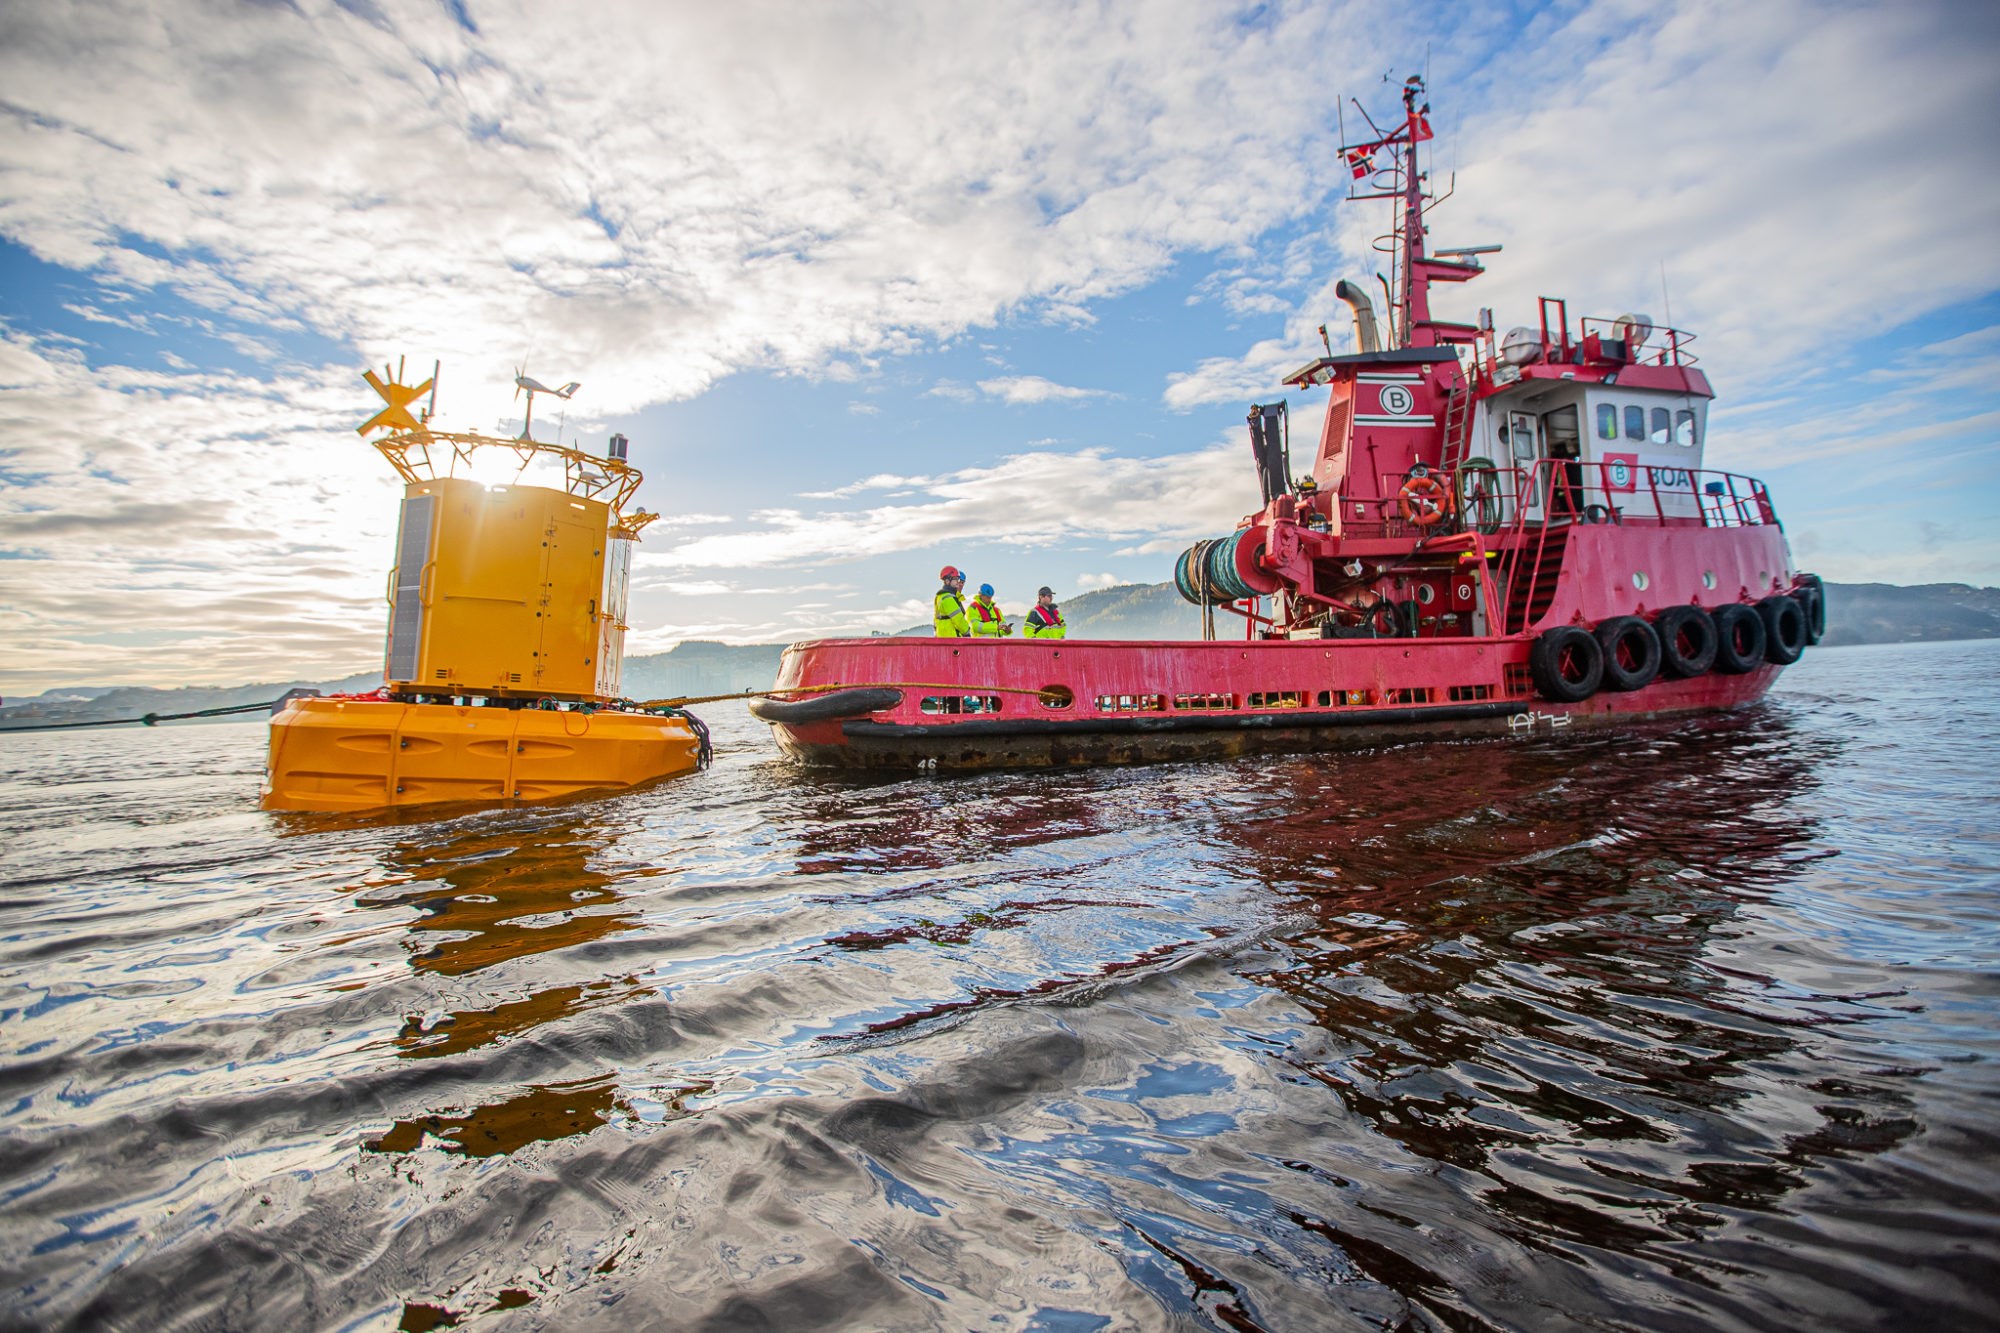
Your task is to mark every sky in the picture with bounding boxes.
[2,0,1997,695]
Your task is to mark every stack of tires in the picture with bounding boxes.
[1528,577,1824,704]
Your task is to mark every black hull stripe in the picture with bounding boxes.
[842,700,1524,739]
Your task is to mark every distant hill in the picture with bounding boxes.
[0,670,381,731]
[5,581,1993,729]
[1818,583,2000,647]
[619,640,787,701]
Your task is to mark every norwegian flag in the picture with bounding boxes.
[1409,110,1434,142]
[1344,144,1377,179]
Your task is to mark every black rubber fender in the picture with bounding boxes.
[1594,616,1661,692]
[750,687,904,725]
[1712,604,1767,674]
[1529,625,1603,703]
[1757,595,1807,665]
[1654,605,1718,678]
[1791,573,1826,644]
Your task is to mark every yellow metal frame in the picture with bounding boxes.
[370,429,656,540]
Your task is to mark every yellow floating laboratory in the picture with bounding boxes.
[264,364,707,812]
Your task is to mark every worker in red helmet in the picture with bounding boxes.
[933,565,970,637]
[1023,586,1066,639]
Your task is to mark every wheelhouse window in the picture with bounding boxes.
[1623,405,1645,440]
[1675,409,1698,446]
[1650,407,1671,444]
[1596,403,1618,439]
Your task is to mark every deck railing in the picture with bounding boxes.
[1575,317,1699,368]
[1341,459,1778,540]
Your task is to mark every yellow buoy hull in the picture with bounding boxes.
[262,697,702,813]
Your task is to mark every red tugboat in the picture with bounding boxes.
[754,76,1824,769]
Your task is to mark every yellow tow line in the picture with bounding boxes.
[634,681,1061,709]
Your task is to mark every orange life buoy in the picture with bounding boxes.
[1398,474,1454,527]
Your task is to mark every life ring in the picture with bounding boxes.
[1398,474,1454,528]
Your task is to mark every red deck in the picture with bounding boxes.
[764,523,1797,769]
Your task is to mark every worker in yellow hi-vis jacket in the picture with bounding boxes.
[933,566,971,637]
[1023,586,1066,639]
[968,583,1012,636]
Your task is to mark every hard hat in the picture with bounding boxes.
[939,565,962,580]
[1037,586,1054,597]
[978,583,994,596]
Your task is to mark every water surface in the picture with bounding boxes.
[2,640,1996,1330]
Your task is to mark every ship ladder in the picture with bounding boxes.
[1440,376,1477,471]
[1501,521,1571,633]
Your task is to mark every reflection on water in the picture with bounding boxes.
[367,1076,622,1158]
[363,821,639,976]
[1,642,1997,1328]
[395,979,645,1061]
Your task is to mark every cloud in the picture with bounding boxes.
[1419,0,2000,377]
[3,2,1994,686]
[975,375,1111,405]
[650,512,734,528]
[0,331,401,690]
[793,472,929,501]
[1074,571,1122,590]
[0,0,1389,428]
[1162,1,2000,409]
[649,440,1259,571]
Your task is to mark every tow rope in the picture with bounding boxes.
[0,699,288,734]
[0,681,1037,736]
[634,681,1061,709]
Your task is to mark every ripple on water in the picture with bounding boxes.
[0,645,1998,1327]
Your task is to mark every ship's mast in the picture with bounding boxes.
[1398,76,1430,345]
[1339,76,1452,352]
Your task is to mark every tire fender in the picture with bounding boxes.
[1529,625,1603,703]
[1757,595,1807,665]
[1594,616,1661,692]
[1712,604,1767,674]
[1654,605,1718,679]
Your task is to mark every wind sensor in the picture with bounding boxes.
[514,370,580,440]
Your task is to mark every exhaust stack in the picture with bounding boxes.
[1334,279,1381,353]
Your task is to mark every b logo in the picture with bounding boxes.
[1379,384,1415,416]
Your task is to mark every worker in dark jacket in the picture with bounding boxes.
[1023,586,1066,639]
[934,566,971,637]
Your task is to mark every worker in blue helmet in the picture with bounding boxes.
[968,582,1011,637]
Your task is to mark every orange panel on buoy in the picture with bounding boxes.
[387,477,613,700]
[263,697,703,813]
